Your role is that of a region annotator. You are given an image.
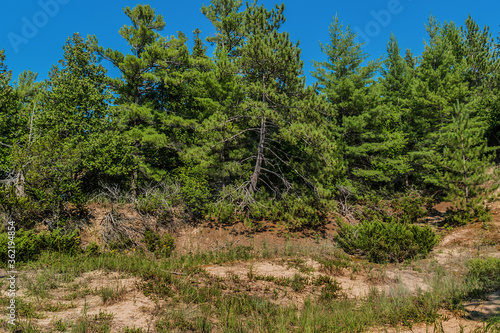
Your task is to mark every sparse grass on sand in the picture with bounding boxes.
[1,240,499,332]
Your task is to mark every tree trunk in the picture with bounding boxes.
[249,73,267,194]
[131,169,138,198]
[460,131,469,205]
[250,116,266,193]
[15,171,25,198]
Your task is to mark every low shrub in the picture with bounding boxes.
[84,242,100,256]
[355,190,430,225]
[207,192,331,230]
[108,235,134,251]
[143,230,175,258]
[335,220,439,263]
[466,257,500,287]
[444,202,492,226]
[0,228,80,262]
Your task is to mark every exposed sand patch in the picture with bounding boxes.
[10,270,157,333]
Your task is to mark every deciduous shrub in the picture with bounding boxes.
[0,228,80,262]
[335,220,439,263]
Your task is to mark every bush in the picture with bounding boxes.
[143,230,175,258]
[207,192,331,230]
[355,190,430,225]
[444,202,492,226]
[108,235,134,251]
[467,257,500,287]
[178,169,211,218]
[335,220,439,263]
[391,190,430,224]
[85,242,100,256]
[0,228,80,262]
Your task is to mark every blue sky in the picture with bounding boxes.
[1,0,499,86]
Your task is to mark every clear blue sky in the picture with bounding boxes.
[1,0,499,85]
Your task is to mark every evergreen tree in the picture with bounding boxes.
[407,17,469,186]
[312,16,409,192]
[0,50,17,173]
[201,0,247,57]
[425,101,497,222]
[0,52,42,197]
[40,33,110,141]
[10,33,114,220]
[90,5,191,193]
[197,3,342,227]
[461,15,500,148]
[360,34,412,189]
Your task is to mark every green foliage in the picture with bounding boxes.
[84,242,100,256]
[13,134,84,218]
[425,102,497,223]
[390,189,431,224]
[178,169,211,217]
[108,235,134,251]
[0,185,38,228]
[355,190,430,225]
[312,15,409,191]
[143,230,175,258]
[466,257,500,286]
[207,193,330,230]
[291,273,306,292]
[2,4,500,235]
[319,279,344,302]
[319,257,351,275]
[335,220,438,263]
[444,203,492,226]
[0,228,80,262]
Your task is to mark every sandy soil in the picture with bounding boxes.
[2,200,498,332]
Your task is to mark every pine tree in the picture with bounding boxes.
[313,16,412,192]
[197,3,342,226]
[40,33,110,142]
[407,17,469,186]
[0,52,42,197]
[461,15,500,148]
[10,33,114,218]
[426,101,497,223]
[0,50,17,173]
[90,5,192,193]
[201,0,247,57]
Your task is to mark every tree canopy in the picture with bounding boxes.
[0,3,498,229]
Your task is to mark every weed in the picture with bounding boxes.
[319,279,343,301]
[123,327,147,333]
[98,283,126,305]
[285,258,314,274]
[53,318,71,332]
[313,274,335,286]
[291,273,306,292]
[320,258,351,275]
[143,230,175,258]
[72,309,114,333]
[275,277,292,287]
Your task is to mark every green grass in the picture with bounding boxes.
[9,244,500,332]
[97,283,126,305]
